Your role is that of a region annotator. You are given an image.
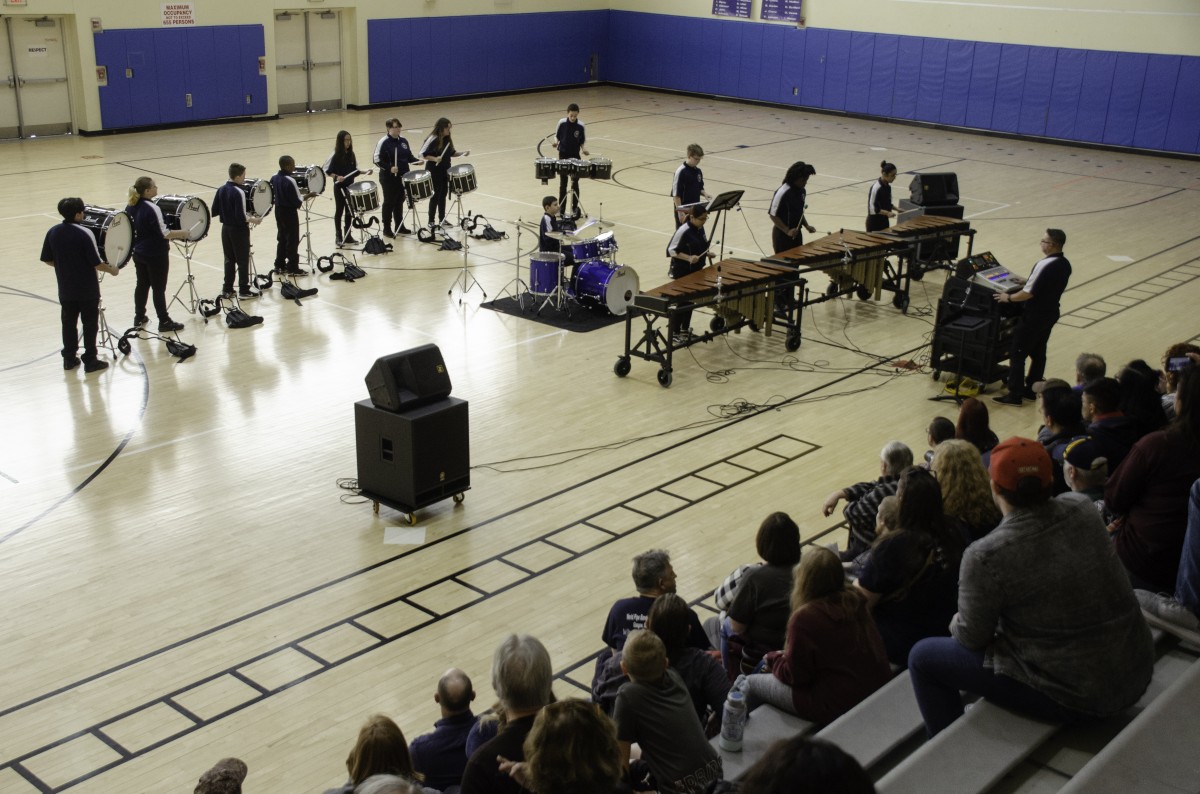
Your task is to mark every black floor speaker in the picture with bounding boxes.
[365,343,452,412]
[355,397,470,511]
[909,172,960,206]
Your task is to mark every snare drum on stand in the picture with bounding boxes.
[153,194,211,241]
[402,171,434,203]
[448,164,477,195]
[346,181,380,215]
[293,164,327,197]
[80,206,134,268]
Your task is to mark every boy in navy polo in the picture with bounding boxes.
[552,103,588,218]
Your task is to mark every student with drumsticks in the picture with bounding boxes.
[211,163,262,300]
[551,103,588,219]
[126,176,189,331]
[666,205,716,344]
[270,156,308,276]
[41,197,121,373]
[324,130,372,246]
[373,118,419,237]
[421,118,470,231]
[866,161,899,232]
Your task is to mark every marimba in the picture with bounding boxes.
[617,259,801,387]
[883,214,975,267]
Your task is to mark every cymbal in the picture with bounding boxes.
[545,231,573,242]
[578,217,616,230]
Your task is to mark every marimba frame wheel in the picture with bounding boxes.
[892,292,910,312]
[856,285,872,301]
[657,368,672,388]
[709,316,726,333]
[785,331,801,352]
[614,357,631,378]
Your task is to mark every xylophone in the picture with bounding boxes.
[767,230,896,301]
[617,259,801,387]
[882,214,975,267]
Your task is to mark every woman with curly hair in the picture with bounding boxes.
[499,699,630,794]
[932,439,1002,543]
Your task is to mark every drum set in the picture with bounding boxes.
[517,219,638,317]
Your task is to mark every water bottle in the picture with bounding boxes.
[719,690,747,752]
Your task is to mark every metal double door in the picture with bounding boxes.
[0,15,72,139]
[274,9,342,114]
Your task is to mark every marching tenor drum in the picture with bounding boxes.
[240,178,274,216]
[153,194,210,241]
[588,156,613,180]
[293,164,326,196]
[347,181,380,214]
[449,164,477,195]
[80,206,134,267]
[534,158,558,181]
[402,170,434,202]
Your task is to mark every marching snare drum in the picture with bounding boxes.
[588,156,613,180]
[80,206,134,268]
[347,181,380,214]
[402,170,434,202]
[534,158,558,181]
[294,164,326,196]
[574,261,639,315]
[449,164,477,195]
[153,194,210,241]
[567,237,600,261]
[529,252,564,296]
[240,178,274,216]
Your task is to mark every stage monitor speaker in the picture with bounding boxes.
[356,398,470,510]
[365,344,452,412]
[909,172,959,206]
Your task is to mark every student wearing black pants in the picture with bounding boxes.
[866,161,898,233]
[420,117,470,229]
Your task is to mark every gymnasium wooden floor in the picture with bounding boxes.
[1,85,1198,792]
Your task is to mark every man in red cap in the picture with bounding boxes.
[907,437,1154,737]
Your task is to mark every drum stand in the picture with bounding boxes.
[493,220,531,310]
[301,197,319,271]
[169,240,202,315]
[95,298,120,359]
[446,188,485,303]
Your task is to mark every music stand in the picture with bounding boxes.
[704,189,744,262]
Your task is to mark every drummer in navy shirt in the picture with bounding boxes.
[373,118,419,237]
[671,143,710,227]
[552,103,588,218]
[126,176,188,331]
[270,156,307,276]
[40,196,120,372]
[866,160,898,232]
[211,162,262,299]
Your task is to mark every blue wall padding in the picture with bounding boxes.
[93,11,1200,154]
[1018,47,1056,137]
[916,37,948,123]
[940,40,974,127]
[1164,57,1200,154]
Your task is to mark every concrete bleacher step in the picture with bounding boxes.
[1056,656,1200,794]
[874,698,1060,794]
[709,703,814,780]
[815,671,924,773]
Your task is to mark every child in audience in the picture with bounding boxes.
[922,416,955,468]
[613,630,722,793]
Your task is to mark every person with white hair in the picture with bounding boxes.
[460,634,553,794]
[822,441,913,560]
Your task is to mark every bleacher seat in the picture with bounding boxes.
[815,671,924,773]
[708,703,813,780]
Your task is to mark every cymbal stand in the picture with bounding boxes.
[493,219,530,310]
[169,239,202,315]
[447,187,485,303]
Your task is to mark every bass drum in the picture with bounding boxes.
[153,194,210,241]
[294,164,326,196]
[80,206,133,268]
[575,261,639,316]
[241,178,274,216]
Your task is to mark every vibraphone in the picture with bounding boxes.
[615,259,801,387]
[882,214,976,273]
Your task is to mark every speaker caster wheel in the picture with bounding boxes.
[453,492,465,504]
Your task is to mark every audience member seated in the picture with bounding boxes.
[324,715,434,794]
[1117,359,1169,440]
[1160,346,1200,419]
[1074,351,1106,391]
[499,699,631,794]
[701,735,876,794]
[356,776,425,794]
[595,594,730,731]
[744,547,890,724]
[1136,477,1200,635]
[461,634,554,794]
[955,397,999,468]
[1107,367,1200,593]
[855,468,962,667]
[705,562,753,651]
[1061,436,1110,521]
[464,702,504,761]
[408,668,478,792]
[614,629,723,793]
[1082,377,1138,473]
[601,549,710,655]
[822,441,913,560]
[908,437,1154,737]
[921,416,956,469]
[931,439,1002,542]
[721,512,801,675]
[194,757,247,794]
[844,495,899,579]
[1035,382,1086,493]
